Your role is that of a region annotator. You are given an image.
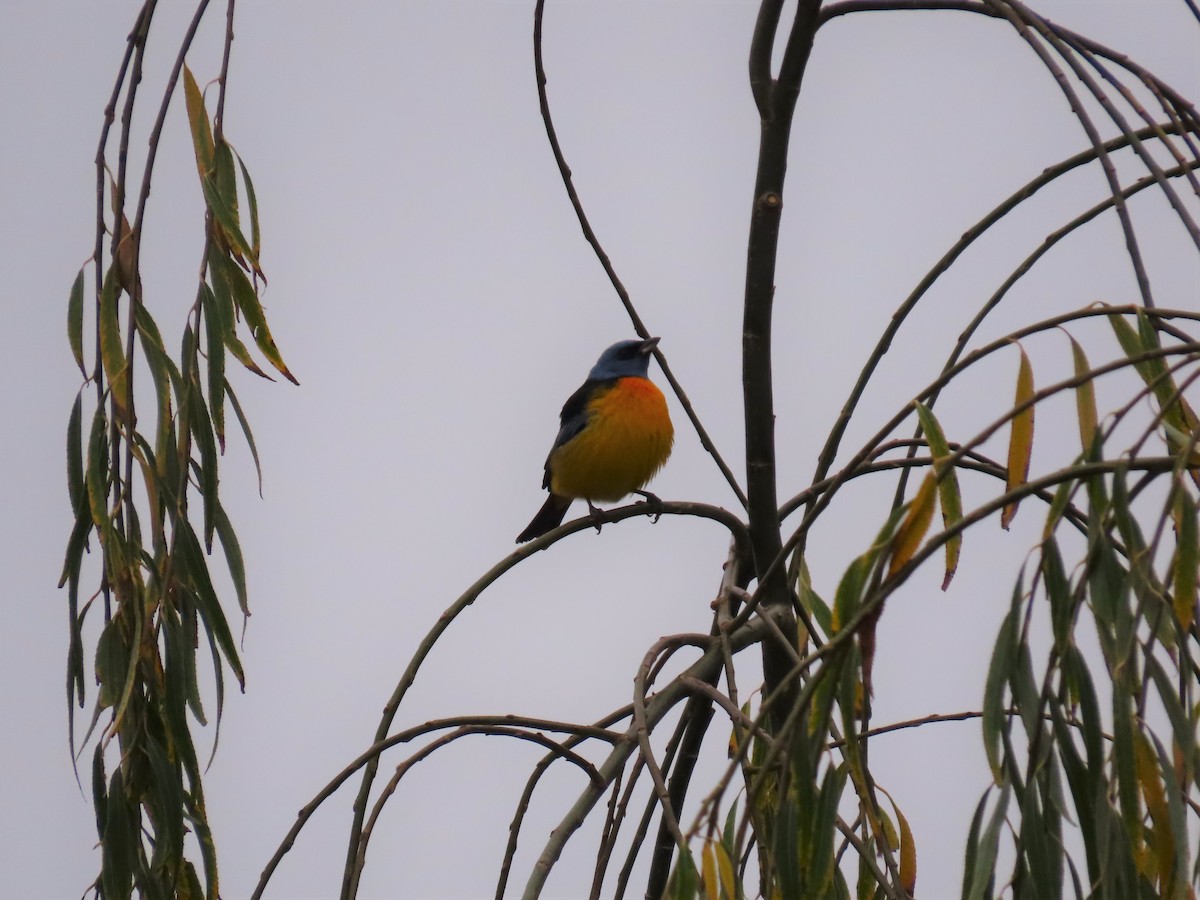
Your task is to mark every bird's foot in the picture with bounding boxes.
[586,500,605,534]
[634,490,664,523]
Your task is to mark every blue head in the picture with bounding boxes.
[588,337,660,381]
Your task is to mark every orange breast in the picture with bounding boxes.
[549,377,674,502]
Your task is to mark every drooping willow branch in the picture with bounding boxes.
[333,501,749,899]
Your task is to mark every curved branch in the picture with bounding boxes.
[351,725,606,897]
[338,499,747,899]
[256,716,618,900]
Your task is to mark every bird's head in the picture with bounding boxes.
[587,337,660,381]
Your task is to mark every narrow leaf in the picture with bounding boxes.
[877,785,918,896]
[1066,334,1098,455]
[966,785,1010,900]
[1134,732,1172,890]
[98,266,129,418]
[213,253,297,384]
[1172,489,1197,631]
[66,392,85,515]
[68,267,87,377]
[225,382,263,498]
[173,515,245,689]
[203,179,261,276]
[234,148,262,260]
[214,139,240,230]
[888,472,937,579]
[714,839,736,900]
[200,280,227,453]
[101,769,135,900]
[213,499,250,617]
[182,64,214,179]
[983,585,1022,781]
[914,401,963,589]
[702,840,719,900]
[669,850,699,900]
[187,376,220,551]
[1002,344,1035,529]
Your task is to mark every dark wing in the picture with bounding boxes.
[540,378,613,490]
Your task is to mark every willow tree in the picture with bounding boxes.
[66,1,1199,898]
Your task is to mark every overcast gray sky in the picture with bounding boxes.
[3,1,1198,898]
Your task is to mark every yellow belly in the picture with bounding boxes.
[549,377,674,502]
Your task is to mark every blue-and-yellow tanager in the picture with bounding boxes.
[516,337,674,542]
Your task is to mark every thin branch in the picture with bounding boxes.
[256,716,618,900]
[337,499,747,899]
[351,725,605,896]
[521,617,773,899]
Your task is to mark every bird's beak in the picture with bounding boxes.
[639,336,661,355]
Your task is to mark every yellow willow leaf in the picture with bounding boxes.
[914,401,963,590]
[877,785,919,897]
[702,840,719,900]
[1134,733,1174,890]
[1173,490,1198,631]
[1067,334,1098,455]
[888,473,937,579]
[714,841,736,900]
[183,64,215,180]
[1002,345,1035,530]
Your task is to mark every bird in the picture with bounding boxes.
[516,337,674,543]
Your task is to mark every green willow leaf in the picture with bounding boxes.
[1173,489,1198,631]
[98,265,129,417]
[187,375,220,551]
[214,139,240,231]
[795,554,831,639]
[200,280,227,453]
[1111,685,1140,842]
[66,392,85,526]
[914,400,963,589]
[68,267,87,377]
[225,381,263,498]
[772,796,802,898]
[812,766,846,893]
[172,514,245,689]
[234,148,262,260]
[101,769,135,900]
[213,499,249,617]
[1041,538,1071,652]
[202,178,260,274]
[1066,334,1098,455]
[213,252,297,384]
[1143,653,1196,785]
[983,583,1021,782]
[1049,699,1100,887]
[966,784,1010,900]
[669,850,699,900]
[144,736,184,869]
[207,247,270,380]
[91,743,107,839]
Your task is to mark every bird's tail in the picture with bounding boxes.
[516,494,573,543]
